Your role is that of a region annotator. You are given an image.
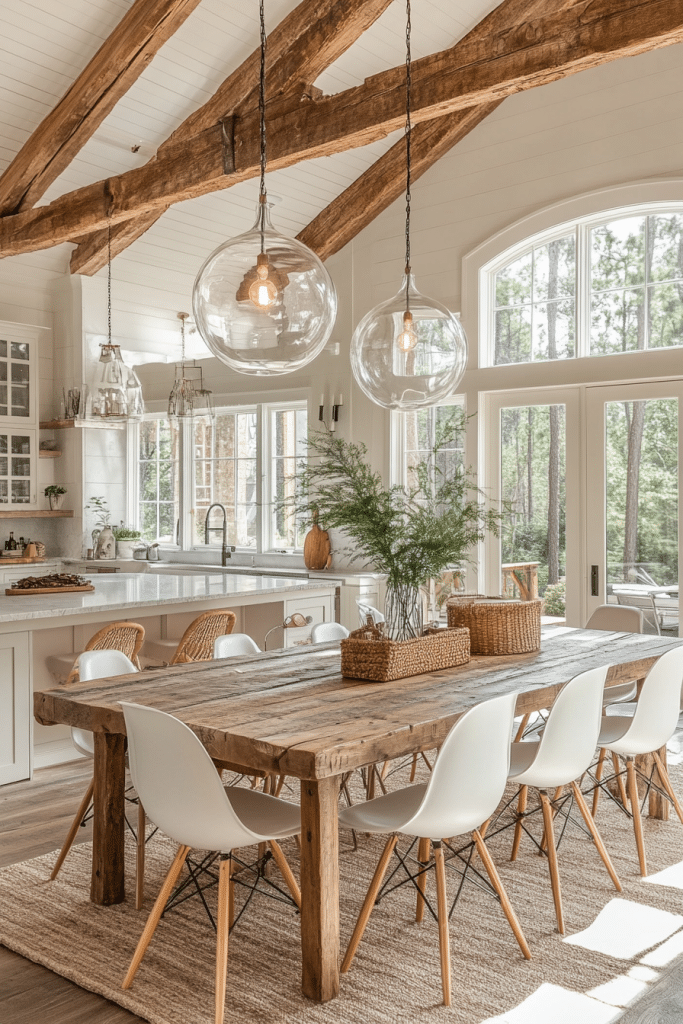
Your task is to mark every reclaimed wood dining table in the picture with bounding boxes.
[33,624,683,1003]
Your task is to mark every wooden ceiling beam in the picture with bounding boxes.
[4,0,683,259]
[0,0,203,218]
[70,0,394,275]
[297,103,503,262]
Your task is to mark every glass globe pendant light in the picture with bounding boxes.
[350,0,468,411]
[192,0,337,375]
[168,312,214,421]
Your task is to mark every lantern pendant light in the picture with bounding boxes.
[81,226,144,423]
[168,312,214,421]
[350,0,468,411]
[192,0,337,375]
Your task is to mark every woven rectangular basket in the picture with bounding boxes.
[446,596,541,655]
[340,625,470,682]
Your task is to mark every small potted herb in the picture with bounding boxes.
[113,524,144,560]
[44,485,67,511]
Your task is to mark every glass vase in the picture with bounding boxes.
[384,583,424,642]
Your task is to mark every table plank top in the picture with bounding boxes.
[33,627,683,780]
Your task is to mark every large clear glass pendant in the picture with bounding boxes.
[351,274,467,410]
[192,201,337,375]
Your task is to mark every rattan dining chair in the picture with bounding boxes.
[143,609,237,665]
[120,701,301,1024]
[46,621,145,685]
[50,650,149,907]
[339,690,530,1006]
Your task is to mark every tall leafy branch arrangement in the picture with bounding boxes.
[287,411,504,639]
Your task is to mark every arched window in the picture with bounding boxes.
[483,207,683,367]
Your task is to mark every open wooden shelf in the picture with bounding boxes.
[0,510,73,518]
[39,449,61,458]
[39,419,75,429]
[40,418,125,430]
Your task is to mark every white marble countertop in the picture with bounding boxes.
[0,572,330,624]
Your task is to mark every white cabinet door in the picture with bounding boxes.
[0,428,37,508]
[0,329,36,424]
[0,631,31,785]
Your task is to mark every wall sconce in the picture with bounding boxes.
[318,391,343,432]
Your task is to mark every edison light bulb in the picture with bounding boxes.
[396,310,418,352]
[248,253,279,309]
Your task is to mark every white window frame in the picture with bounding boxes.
[391,396,466,488]
[130,399,307,555]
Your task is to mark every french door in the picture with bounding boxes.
[585,381,683,632]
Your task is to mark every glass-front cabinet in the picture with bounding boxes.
[0,430,36,507]
[0,332,34,422]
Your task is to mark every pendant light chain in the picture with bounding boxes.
[107,223,112,344]
[180,312,186,362]
[404,0,412,311]
[258,0,268,255]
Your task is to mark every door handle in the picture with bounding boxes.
[591,565,599,597]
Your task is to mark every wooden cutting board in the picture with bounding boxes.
[6,584,95,595]
[303,516,332,571]
[0,556,46,565]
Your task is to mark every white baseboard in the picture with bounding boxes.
[33,739,85,770]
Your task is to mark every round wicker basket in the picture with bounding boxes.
[446,596,541,655]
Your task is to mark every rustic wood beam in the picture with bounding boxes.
[5,0,683,260]
[0,0,203,218]
[69,0,393,275]
[297,103,503,262]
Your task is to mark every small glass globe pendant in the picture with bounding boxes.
[192,199,337,375]
[351,274,468,410]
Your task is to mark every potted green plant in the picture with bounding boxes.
[113,524,144,560]
[44,485,67,511]
[286,411,504,644]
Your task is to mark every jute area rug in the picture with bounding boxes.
[2,762,683,1024]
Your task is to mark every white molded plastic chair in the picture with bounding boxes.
[310,621,349,643]
[338,691,530,1006]
[591,645,683,876]
[585,605,643,707]
[213,633,261,658]
[120,702,301,1024]
[50,651,145,902]
[508,665,622,935]
[356,600,384,628]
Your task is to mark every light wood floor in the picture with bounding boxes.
[3,758,683,1023]
[1,760,142,1023]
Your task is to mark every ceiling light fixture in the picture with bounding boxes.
[167,312,214,421]
[81,226,144,423]
[192,0,337,375]
[350,0,468,411]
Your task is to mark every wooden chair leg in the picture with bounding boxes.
[135,800,146,911]
[511,785,527,862]
[653,750,683,825]
[539,791,564,935]
[341,834,398,973]
[473,830,531,960]
[613,753,630,811]
[626,758,648,877]
[215,855,231,1024]
[415,837,430,922]
[50,777,94,880]
[273,774,286,797]
[228,858,235,929]
[409,753,418,782]
[268,839,301,908]
[540,786,563,855]
[123,844,190,990]
[570,782,622,891]
[514,713,531,742]
[433,842,451,1007]
[592,748,607,817]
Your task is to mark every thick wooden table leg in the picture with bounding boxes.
[300,776,340,1003]
[90,731,126,905]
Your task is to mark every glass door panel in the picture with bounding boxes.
[586,383,682,635]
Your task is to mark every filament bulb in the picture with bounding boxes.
[248,253,279,309]
[396,310,418,352]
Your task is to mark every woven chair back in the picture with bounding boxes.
[65,621,146,685]
[171,609,237,664]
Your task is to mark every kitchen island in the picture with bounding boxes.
[1,572,337,784]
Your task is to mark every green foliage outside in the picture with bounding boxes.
[543,581,566,616]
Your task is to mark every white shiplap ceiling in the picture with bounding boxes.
[0,0,501,350]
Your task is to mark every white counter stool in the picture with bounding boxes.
[142,609,236,666]
[310,621,349,643]
[50,650,149,909]
[506,665,622,935]
[46,621,145,685]
[587,645,683,876]
[338,691,530,1007]
[120,701,301,1024]
[213,633,260,658]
